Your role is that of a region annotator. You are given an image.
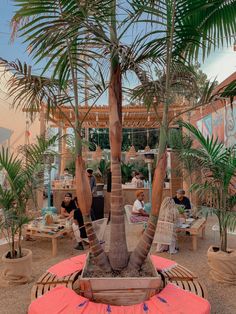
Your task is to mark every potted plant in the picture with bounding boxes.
[0,136,57,286]
[181,122,236,284]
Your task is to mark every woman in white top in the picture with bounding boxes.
[132,190,149,217]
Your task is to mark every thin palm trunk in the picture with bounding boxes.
[108,0,128,270]
[128,0,176,269]
[220,228,227,252]
[76,157,111,270]
[108,61,129,270]
[128,152,167,269]
[58,0,109,268]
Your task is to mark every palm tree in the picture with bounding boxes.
[4,0,236,271]
[127,0,236,269]
[180,122,236,252]
[0,135,58,258]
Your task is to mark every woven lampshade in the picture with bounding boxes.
[126,145,137,161]
[94,145,103,160]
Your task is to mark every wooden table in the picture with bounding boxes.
[177,217,206,251]
[25,219,72,257]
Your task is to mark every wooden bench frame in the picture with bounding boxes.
[31,263,207,302]
[160,264,207,299]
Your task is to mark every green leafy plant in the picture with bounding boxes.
[98,159,110,183]
[0,135,58,258]
[177,205,186,215]
[181,122,236,252]
[121,162,135,184]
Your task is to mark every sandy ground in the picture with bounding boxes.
[0,215,235,314]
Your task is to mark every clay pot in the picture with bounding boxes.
[207,246,236,284]
[1,249,32,286]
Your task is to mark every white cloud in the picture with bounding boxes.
[201,47,236,83]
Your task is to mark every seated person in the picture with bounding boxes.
[173,189,191,210]
[131,171,143,187]
[60,193,87,250]
[130,190,149,223]
[156,197,179,254]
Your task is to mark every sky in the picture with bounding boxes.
[0,0,236,90]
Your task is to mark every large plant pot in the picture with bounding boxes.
[207,246,236,284]
[79,253,162,306]
[1,248,32,286]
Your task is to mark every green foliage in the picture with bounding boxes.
[121,162,135,184]
[98,159,110,182]
[0,135,58,258]
[181,122,236,252]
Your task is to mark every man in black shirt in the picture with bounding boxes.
[173,189,191,210]
[61,193,87,250]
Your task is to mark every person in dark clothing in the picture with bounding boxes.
[60,193,87,250]
[60,193,77,218]
[86,168,97,195]
[173,189,191,210]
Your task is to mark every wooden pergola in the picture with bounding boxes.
[39,100,198,175]
[48,102,194,129]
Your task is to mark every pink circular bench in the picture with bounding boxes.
[29,255,210,314]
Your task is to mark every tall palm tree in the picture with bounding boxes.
[4,0,236,271]
[127,0,236,269]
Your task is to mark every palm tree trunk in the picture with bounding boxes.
[76,156,111,271]
[128,0,176,269]
[108,62,129,270]
[108,0,129,270]
[60,0,110,269]
[220,228,227,252]
[128,148,167,269]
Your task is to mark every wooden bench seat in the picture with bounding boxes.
[160,264,207,299]
[31,270,81,301]
[31,262,207,302]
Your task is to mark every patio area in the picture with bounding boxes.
[0,215,235,314]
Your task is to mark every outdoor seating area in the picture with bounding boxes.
[0,1,236,314]
[0,215,235,313]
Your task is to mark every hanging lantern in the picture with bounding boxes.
[126,145,136,161]
[94,145,103,160]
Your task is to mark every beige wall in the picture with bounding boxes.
[0,67,41,152]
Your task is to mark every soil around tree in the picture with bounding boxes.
[83,254,155,278]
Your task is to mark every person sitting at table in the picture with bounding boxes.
[130,190,149,223]
[131,171,143,187]
[156,197,179,254]
[60,193,87,250]
[173,189,191,210]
